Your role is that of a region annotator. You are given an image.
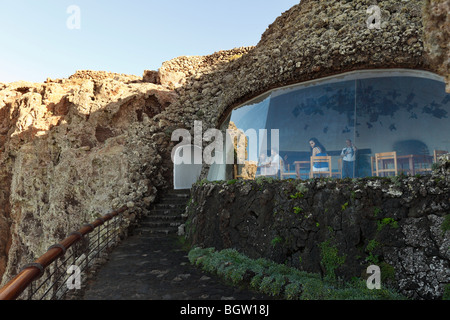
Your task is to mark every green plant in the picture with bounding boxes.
[341,202,349,211]
[377,218,399,231]
[443,284,450,300]
[196,178,209,186]
[379,262,396,284]
[285,281,302,300]
[271,236,283,247]
[388,175,403,187]
[373,207,382,217]
[293,207,303,214]
[255,176,276,185]
[227,179,237,185]
[294,182,309,194]
[441,215,450,233]
[365,239,380,264]
[318,239,346,282]
[188,247,406,300]
[290,192,304,199]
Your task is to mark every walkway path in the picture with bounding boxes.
[81,230,272,300]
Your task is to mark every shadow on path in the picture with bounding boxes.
[81,232,273,301]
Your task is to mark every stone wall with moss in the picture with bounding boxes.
[185,156,450,300]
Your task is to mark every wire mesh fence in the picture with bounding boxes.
[14,214,124,300]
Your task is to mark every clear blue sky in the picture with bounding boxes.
[0,0,300,83]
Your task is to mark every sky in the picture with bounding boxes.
[0,0,300,83]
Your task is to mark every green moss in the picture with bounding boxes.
[290,192,304,199]
[379,262,396,283]
[441,215,450,233]
[373,207,382,217]
[377,218,399,231]
[365,239,381,265]
[443,284,450,300]
[293,206,303,214]
[195,178,209,186]
[318,239,346,282]
[271,236,283,247]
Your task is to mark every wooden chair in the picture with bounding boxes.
[234,164,243,179]
[280,159,296,180]
[434,150,448,163]
[310,156,332,178]
[375,152,398,177]
[371,156,376,176]
[332,158,342,178]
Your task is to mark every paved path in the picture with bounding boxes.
[81,232,272,300]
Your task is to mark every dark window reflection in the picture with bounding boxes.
[356,76,449,177]
[207,73,450,181]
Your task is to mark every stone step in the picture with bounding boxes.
[141,220,183,228]
[137,189,189,236]
[166,192,190,198]
[166,189,190,196]
[149,208,186,216]
[158,197,190,205]
[146,213,184,220]
[153,203,186,210]
[137,226,179,235]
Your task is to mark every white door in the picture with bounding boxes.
[173,145,203,189]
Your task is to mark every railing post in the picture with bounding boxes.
[97,224,101,259]
[51,259,59,300]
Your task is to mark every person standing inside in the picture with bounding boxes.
[341,139,357,178]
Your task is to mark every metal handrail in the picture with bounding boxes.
[0,206,128,300]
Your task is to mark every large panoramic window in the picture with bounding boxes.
[207,70,450,181]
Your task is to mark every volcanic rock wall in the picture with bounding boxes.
[0,72,177,282]
[423,0,450,92]
[185,158,450,300]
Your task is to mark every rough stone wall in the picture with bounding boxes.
[0,74,177,283]
[185,157,450,300]
[422,0,450,92]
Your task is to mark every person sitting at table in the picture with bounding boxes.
[258,148,281,177]
[257,153,267,176]
[309,138,329,172]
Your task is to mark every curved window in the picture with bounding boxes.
[207,70,450,181]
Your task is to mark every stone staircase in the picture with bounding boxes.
[137,189,190,236]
